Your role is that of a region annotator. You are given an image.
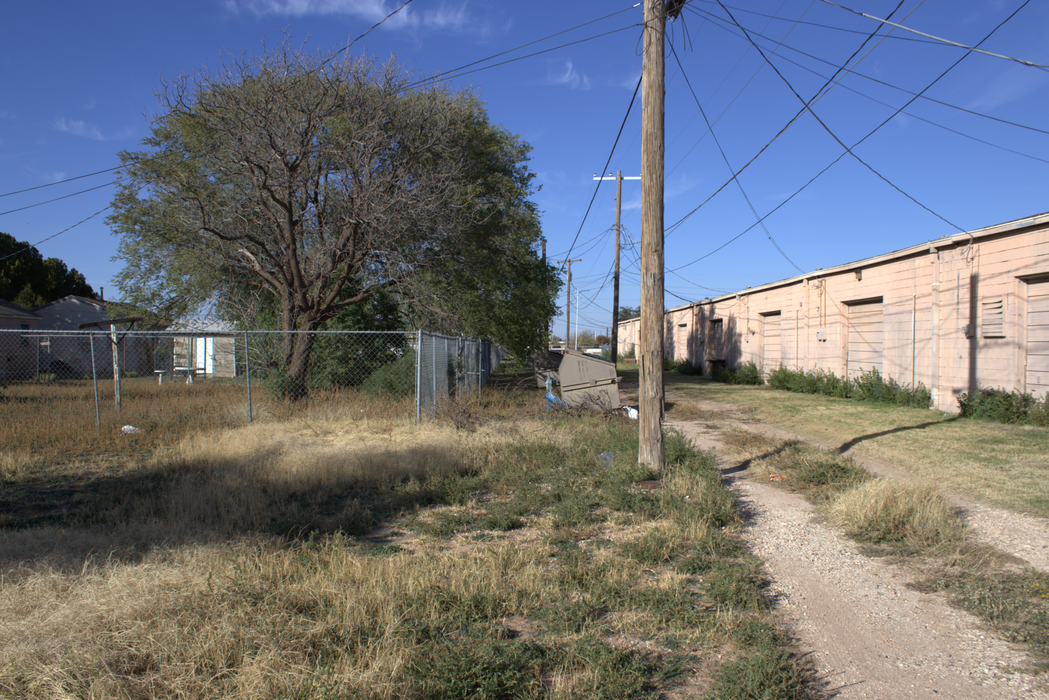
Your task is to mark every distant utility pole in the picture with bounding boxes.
[639,0,666,469]
[594,171,641,365]
[557,258,581,348]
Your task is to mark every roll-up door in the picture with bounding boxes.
[847,299,883,379]
[761,312,781,376]
[1028,280,1049,398]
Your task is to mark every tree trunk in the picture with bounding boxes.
[280,319,317,401]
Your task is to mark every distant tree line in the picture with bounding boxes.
[0,233,96,308]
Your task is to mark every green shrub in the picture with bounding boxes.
[674,360,703,376]
[360,349,417,397]
[735,361,762,385]
[711,361,762,386]
[958,387,1049,426]
[766,366,930,408]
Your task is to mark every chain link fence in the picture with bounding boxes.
[0,328,499,424]
[416,332,501,420]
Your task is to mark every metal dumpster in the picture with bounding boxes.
[534,349,563,389]
[556,349,620,410]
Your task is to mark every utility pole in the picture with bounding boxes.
[557,259,580,349]
[575,287,581,350]
[639,0,666,469]
[594,171,641,365]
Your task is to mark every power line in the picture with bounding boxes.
[403,6,641,89]
[818,0,1049,71]
[691,4,1049,138]
[336,0,417,58]
[715,0,966,232]
[0,181,114,217]
[0,166,120,199]
[556,72,643,272]
[0,204,113,264]
[668,37,804,272]
[717,17,1049,164]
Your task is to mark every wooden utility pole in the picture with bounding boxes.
[557,259,580,348]
[639,0,666,469]
[594,171,641,365]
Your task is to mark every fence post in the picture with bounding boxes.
[415,331,422,424]
[110,324,122,413]
[90,333,101,428]
[244,331,253,424]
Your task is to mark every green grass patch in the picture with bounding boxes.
[913,568,1049,666]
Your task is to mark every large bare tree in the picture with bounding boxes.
[110,42,553,394]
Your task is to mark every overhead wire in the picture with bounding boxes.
[555,72,643,272]
[818,0,1049,71]
[0,204,115,265]
[713,18,1049,164]
[667,1,1030,274]
[690,3,1049,137]
[0,166,120,199]
[0,182,114,218]
[668,36,804,272]
[664,0,906,238]
[715,0,967,232]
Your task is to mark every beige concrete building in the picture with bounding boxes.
[618,212,1049,413]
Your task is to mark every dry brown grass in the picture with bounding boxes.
[0,375,813,699]
[830,479,965,546]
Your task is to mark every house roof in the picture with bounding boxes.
[32,295,105,313]
[0,298,39,320]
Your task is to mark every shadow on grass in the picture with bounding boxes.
[837,414,960,455]
[0,442,473,570]
[719,440,802,479]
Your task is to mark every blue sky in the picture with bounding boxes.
[2,1,1047,336]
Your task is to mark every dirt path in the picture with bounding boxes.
[668,396,1049,574]
[667,412,1049,699]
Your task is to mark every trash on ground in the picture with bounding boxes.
[598,451,616,466]
[625,406,638,420]
[121,425,144,434]
[769,474,786,481]
[545,392,568,410]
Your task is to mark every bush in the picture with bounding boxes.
[766,366,930,408]
[958,387,1049,426]
[710,361,762,386]
[360,349,417,397]
[675,360,703,376]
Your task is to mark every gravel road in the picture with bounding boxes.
[668,415,1049,700]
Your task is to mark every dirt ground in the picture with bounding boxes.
[664,394,1049,700]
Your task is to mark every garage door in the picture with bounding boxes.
[1028,280,1049,399]
[847,299,883,379]
[761,312,781,377]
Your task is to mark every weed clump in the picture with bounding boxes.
[830,480,964,545]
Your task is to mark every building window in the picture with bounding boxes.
[982,296,1005,338]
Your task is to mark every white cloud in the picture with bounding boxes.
[966,64,1045,112]
[546,60,591,90]
[53,117,105,140]
[226,0,472,32]
[52,117,134,141]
